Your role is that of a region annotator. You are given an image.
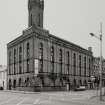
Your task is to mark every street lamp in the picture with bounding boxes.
[90,23,103,101]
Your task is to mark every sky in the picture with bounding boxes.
[0,0,105,65]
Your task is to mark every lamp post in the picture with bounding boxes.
[90,23,103,101]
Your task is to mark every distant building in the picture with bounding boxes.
[93,57,100,77]
[93,57,105,87]
[7,0,93,91]
[0,65,7,90]
[102,60,105,86]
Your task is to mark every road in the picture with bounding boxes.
[0,89,104,105]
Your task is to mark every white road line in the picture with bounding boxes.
[49,96,52,100]
[0,97,20,105]
[40,100,52,104]
[16,98,26,105]
[62,97,65,101]
[33,98,40,105]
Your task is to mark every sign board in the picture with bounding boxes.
[34,59,39,75]
[91,76,95,81]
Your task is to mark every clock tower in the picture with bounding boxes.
[28,0,44,28]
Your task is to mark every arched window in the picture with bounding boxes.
[79,80,82,86]
[73,53,76,76]
[38,14,40,27]
[84,56,86,76]
[14,49,16,64]
[27,43,30,58]
[27,60,30,73]
[13,80,16,88]
[39,43,43,73]
[19,46,22,62]
[51,46,54,62]
[9,79,12,90]
[51,46,54,73]
[9,51,11,75]
[73,79,76,87]
[30,14,33,26]
[89,58,91,77]
[39,43,43,59]
[66,51,69,64]
[27,43,30,73]
[79,55,81,76]
[19,65,22,74]
[84,80,87,86]
[14,49,16,75]
[19,46,22,74]
[26,77,29,87]
[59,49,62,73]
[66,51,69,75]
[9,51,11,65]
[14,49,16,63]
[19,78,21,87]
[59,49,62,62]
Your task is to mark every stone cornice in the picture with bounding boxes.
[23,25,49,36]
[48,34,92,56]
[7,26,49,48]
[7,26,92,56]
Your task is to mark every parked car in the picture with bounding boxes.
[0,86,3,90]
[74,86,86,91]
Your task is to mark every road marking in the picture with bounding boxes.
[49,96,52,101]
[62,97,65,101]
[0,97,21,105]
[33,98,40,104]
[16,98,26,105]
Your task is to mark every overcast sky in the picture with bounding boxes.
[0,0,105,65]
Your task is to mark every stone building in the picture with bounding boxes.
[7,0,93,91]
[0,65,7,90]
[92,57,100,78]
[93,57,105,87]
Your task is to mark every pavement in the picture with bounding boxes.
[0,88,105,105]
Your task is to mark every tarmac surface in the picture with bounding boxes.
[0,89,105,105]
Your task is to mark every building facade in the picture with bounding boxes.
[93,57,105,87]
[0,65,7,90]
[7,0,93,91]
[102,60,105,86]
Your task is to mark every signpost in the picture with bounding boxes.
[91,76,95,88]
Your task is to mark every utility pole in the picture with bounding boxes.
[90,22,103,101]
[99,22,102,101]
